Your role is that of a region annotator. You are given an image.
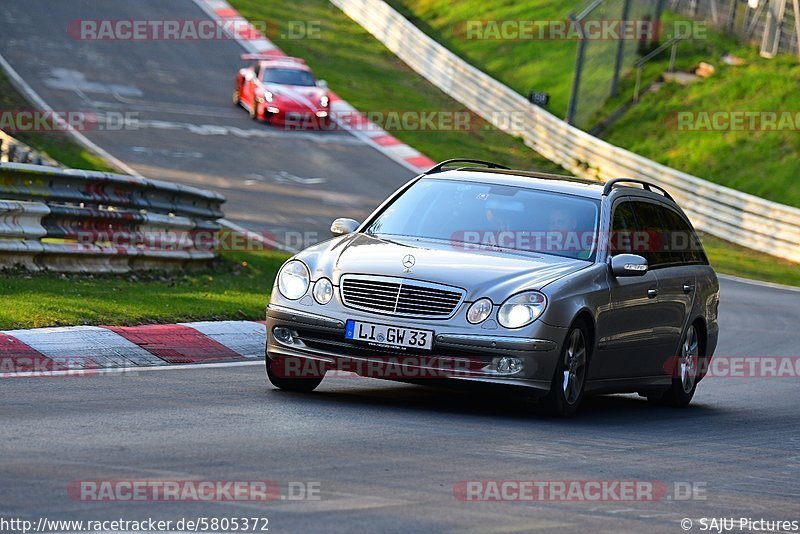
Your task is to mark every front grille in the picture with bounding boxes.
[340,275,465,318]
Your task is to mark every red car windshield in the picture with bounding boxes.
[263,68,316,87]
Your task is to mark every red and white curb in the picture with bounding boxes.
[0,321,265,376]
[192,0,435,174]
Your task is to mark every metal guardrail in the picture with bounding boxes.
[330,0,800,263]
[0,162,226,272]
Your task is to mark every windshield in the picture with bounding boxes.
[366,178,601,260]
[263,68,316,87]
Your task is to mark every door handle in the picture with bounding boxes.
[683,283,695,294]
[647,288,659,298]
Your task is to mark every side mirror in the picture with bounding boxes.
[317,79,328,88]
[330,218,359,236]
[609,254,648,277]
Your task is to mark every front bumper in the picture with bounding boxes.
[266,304,566,394]
[264,107,330,129]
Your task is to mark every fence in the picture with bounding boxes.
[668,0,800,57]
[330,0,800,263]
[568,0,663,129]
[0,162,226,272]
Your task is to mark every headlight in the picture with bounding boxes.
[320,95,329,107]
[467,298,493,324]
[497,291,547,329]
[277,260,310,300]
[312,277,333,304]
[265,91,274,102]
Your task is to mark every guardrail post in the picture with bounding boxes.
[567,15,587,125]
[669,41,679,71]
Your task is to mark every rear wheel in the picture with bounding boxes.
[649,323,701,407]
[265,356,324,392]
[539,321,589,417]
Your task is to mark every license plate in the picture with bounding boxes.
[345,320,434,351]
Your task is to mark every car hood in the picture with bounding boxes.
[267,83,325,110]
[301,234,590,301]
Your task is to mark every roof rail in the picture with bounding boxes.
[602,178,674,200]
[425,159,509,174]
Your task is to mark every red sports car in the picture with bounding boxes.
[233,54,331,129]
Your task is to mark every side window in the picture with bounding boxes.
[659,207,690,265]
[610,201,638,255]
[631,201,669,268]
[253,62,261,79]
[661,207,707,265]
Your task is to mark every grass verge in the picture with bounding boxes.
[0,250,289,330]
[700,235,800,288]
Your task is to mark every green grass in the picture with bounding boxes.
[385,1,800,207]
[700,235,800,287]
[0,250,289,330]
[0,71,114,172]
[229,0,563,172]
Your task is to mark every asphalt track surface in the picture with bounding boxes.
[0,0,414,242]
[1,278,799,533]
[1,1,799,533]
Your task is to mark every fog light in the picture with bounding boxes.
[273,327,295,345]
[482,356,524,376]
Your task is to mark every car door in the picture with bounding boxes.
[629,200,692,376]
[594,198,665,380]
[648,204,700,371]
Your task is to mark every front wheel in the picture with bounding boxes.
[249,100,260,121]
[649,323,701,407]
[538,321,589,417]
[266,356,324,392]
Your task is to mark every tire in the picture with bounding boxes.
[649,322,701,407]
[265,356,324,393]
[538,320,590,417]
[249,100,259,121]
[232,87,241,106]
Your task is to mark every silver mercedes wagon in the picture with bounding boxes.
[265,160,720,416]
